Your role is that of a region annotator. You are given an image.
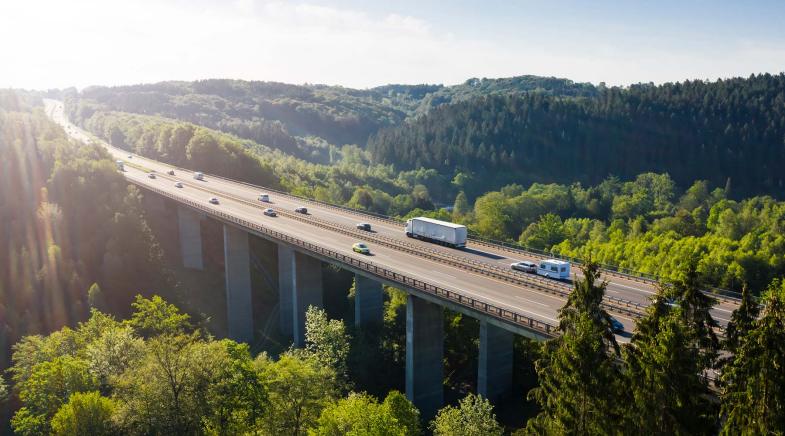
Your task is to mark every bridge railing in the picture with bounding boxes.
[180,166,743,305]
[140,183,559,338]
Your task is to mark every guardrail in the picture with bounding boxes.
[152,171,649,320]
[103,136,742,307]
[136,181,559,338]
[164,163,743,305]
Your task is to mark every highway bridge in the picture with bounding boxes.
[46,100,739,417]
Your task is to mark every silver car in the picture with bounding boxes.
[209,197,219,205]
[511,261,537,273]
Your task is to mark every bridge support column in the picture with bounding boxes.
[354,274,384,327]
[177,206,203,270]
[477,320,514,402]
[278,245,323,346]
[292,252,323,347]
[223,225,254,344]
[406,294,443,420]
[277,245,295,337]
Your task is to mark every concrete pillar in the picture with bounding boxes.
[354,274,384,327]
[477,320,514,402]
[278,245,295,337]
[406,294,444,420]
[223,225,254,344]
[292,252,323,347]
[177,205,203,270]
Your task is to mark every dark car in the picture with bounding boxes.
[610,316,624,333]
[295,206,308,214]
[356,223,371,231]
[167,170,175,175]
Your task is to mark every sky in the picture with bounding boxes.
[1,0,784,90]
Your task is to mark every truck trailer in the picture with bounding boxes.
[405,217,467,248]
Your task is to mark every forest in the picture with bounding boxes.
[370,74,785,198]
[73,108,785,296]
[3,71,785,434]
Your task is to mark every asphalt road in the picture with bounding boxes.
[45,99,739,338]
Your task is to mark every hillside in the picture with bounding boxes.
[369,73,785,198]
[61,75,595,162]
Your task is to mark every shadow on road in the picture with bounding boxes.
[460,247,506,260]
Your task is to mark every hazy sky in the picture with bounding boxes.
[2,0,784,89]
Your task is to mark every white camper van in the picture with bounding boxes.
[537,259,570,280]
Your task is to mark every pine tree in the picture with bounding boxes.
[525,263,623,435]
[622,271,718,435]
[721,279,785,434]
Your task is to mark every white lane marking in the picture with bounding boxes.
[608,281,654,294]
[513,296,549,307]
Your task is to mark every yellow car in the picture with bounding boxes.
[352,242,370,255]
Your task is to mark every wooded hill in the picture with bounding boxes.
[370,74,785,198]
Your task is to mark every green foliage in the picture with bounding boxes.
[257,352,339,435]
[0,374,7,402]
[127,294,192,337]
[721,279,785,434]
[11,355,98,435]
[50,391,116,436]
[622,270,719,434]
[313,391,419,436]
[87,282,105,310]
[304,306,352,389]
[0,96,167,369]
[526,264,623,435]
[371,74,785,198]
[430,393,503,436]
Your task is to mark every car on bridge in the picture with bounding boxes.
[511,261,537,273]
[147,172,156,179]
[174,181,183,188]
[209,197,219,205]
[259,193,270,202]
[263,208,276,217]
[167,170,175,176]
[295,206,308,214]
[356,223,372,231]
[194,172,204,181]
[610,316,624,333]
[352,242,370,255]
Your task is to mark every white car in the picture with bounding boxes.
[259,193,270,202]
[174,182,184,188]
[209,197,219,205]
[511,261,537,273]
[147,172,156,179]
[263,208,276,217]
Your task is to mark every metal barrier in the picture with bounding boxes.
[137,181,559,337]
[152,171,649,319]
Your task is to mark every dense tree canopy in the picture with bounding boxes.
[370,74,785,198]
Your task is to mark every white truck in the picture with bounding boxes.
[405,217,467,248]
[537,259,571,280]
[194,172,204,181]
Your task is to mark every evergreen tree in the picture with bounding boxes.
[525,263,623,435]
[622,283,717,434]
[717,284,758,374]
[721,279,785,434]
